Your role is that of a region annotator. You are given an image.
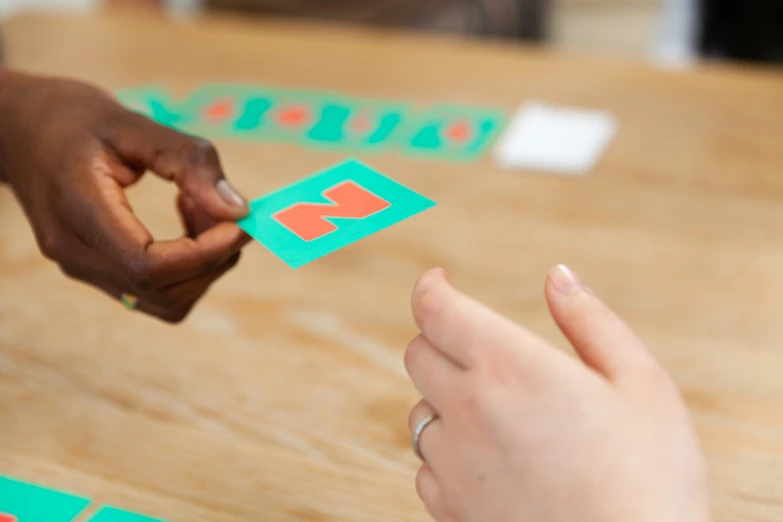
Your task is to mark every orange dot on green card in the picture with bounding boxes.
[204,99,234,121]
[275,105,311,126]
[445,121,472,143]
[0,513,18,522]
[350,114,372,134]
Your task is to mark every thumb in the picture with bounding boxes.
[105,110,249,221]
[545,264,658,381]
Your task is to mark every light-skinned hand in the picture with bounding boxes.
[405,265,711,522]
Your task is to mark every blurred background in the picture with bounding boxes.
[0,0,781,68]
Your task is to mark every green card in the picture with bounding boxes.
[86,507,164,522]
[401,105,506,161]
[0,476,90,522]
[238,158,435,268]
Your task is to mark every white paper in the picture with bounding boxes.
[492,102,617,175]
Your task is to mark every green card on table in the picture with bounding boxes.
[0,476,90,522]
[116,83,506,161]
[0,475,165,522]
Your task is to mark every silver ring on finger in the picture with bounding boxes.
[412,413,439,462]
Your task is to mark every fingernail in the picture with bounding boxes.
[217,179,246,207]
[432,267,449,281]
[551,264,591,295]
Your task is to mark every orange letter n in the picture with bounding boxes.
[273,181,390,241]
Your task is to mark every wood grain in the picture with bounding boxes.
[2,10,783,521]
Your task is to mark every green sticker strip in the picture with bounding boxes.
[115,83,506,161]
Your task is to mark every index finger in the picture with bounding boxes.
[411,268,554,371]
[103,109,249,222]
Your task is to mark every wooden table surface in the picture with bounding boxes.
[2,10,783,522]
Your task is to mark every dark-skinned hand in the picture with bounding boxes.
[0,70,252,323]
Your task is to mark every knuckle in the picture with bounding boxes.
[150,293,181,312]
[156,137,220,182]
[185,137,219,169]
[411,284,442,331]
[125,259,158,293]
[160,305,194,324]
[482,348,516,385]
[415,467,447,520]
[403,335,425,377]
[459,378,493,422]
[150,284,199,312]
[157,137,222,185]
[58,263,80,280]
[38,231,67,261]
[458,391,481,422]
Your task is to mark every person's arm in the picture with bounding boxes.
[0,70,251,322]
[0,68,20,185]
[0,68,49,185]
